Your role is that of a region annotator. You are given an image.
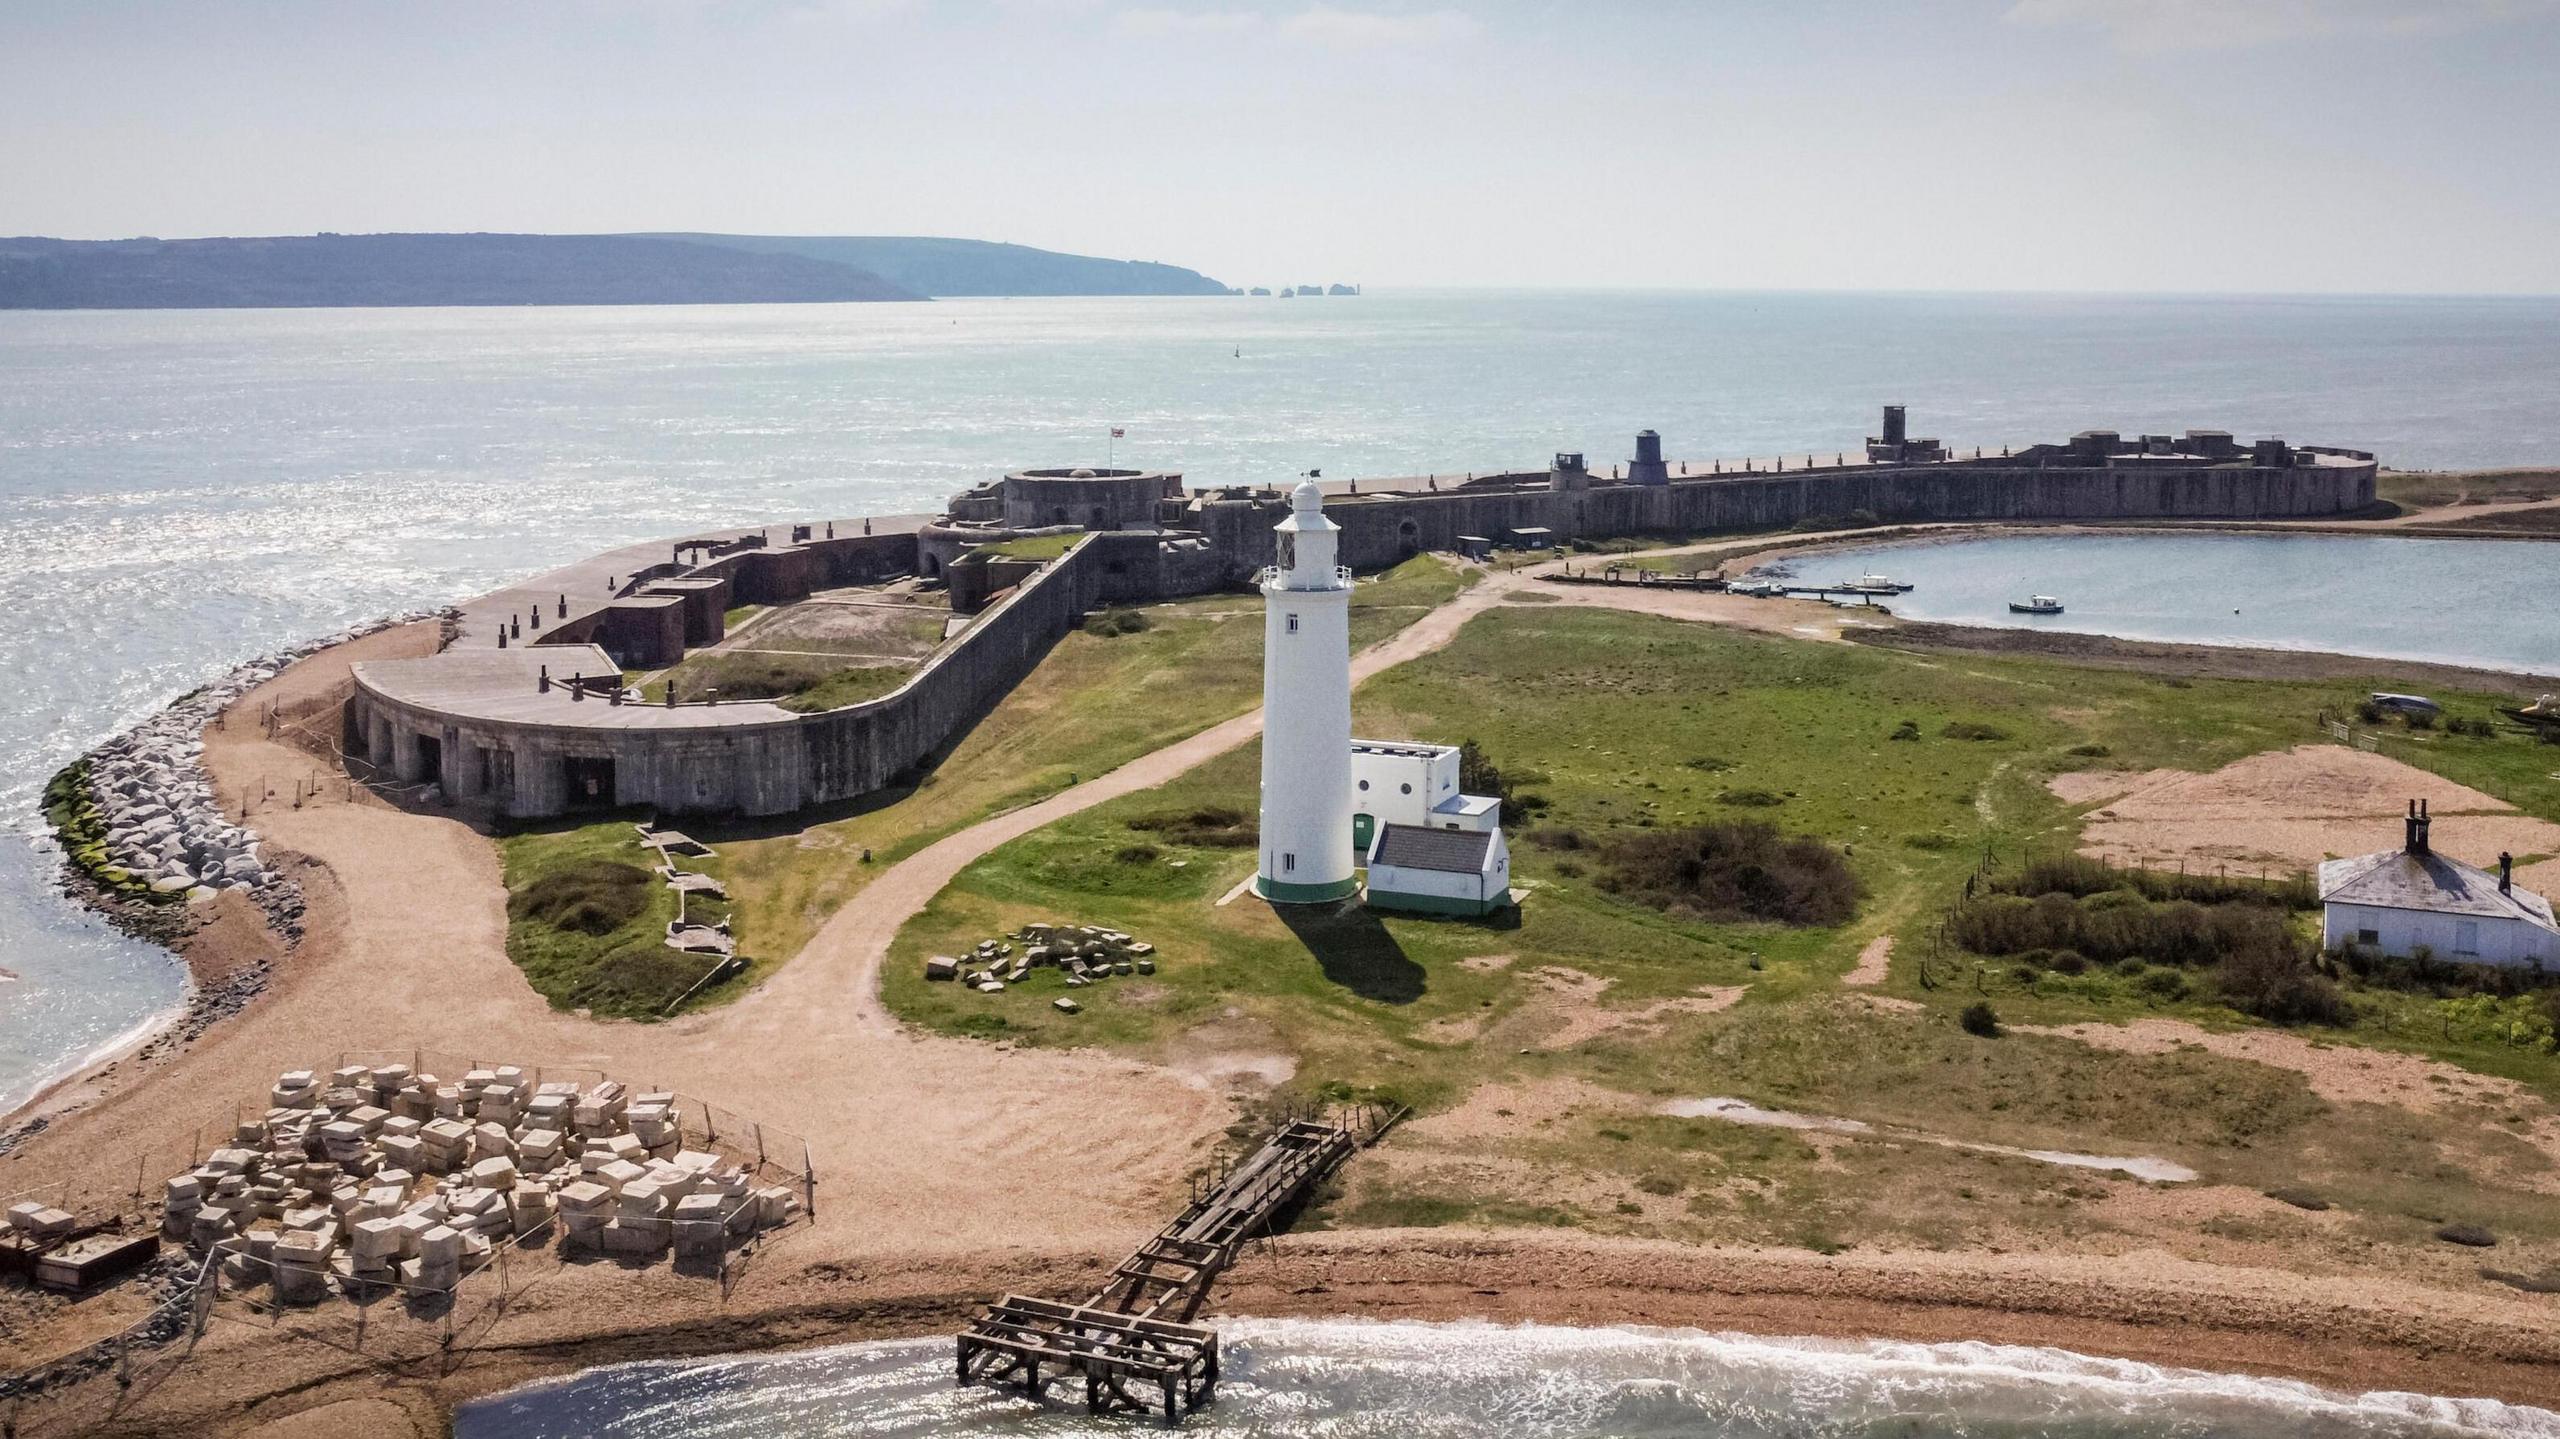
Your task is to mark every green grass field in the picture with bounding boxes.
[884,603,2560,1260]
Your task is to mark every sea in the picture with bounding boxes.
[4,292,2558,1429]
[453,1318,2560,1437]
[1763,531,2558,675]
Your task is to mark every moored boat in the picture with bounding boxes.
[2008,594,2064,615]
[1837,571,1914,595]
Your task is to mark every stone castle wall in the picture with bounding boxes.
[352,537,1100,819]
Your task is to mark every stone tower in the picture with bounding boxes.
[1254,481,1358,904]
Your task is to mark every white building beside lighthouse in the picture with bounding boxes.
[1255,481,1359,904]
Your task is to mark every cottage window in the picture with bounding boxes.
[2357,928,2380,946]
[2455,920,2480,956]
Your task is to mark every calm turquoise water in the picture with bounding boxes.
[455,1318,2560,1438]
[1769,532,2558,675]
[5,290,2558,1112]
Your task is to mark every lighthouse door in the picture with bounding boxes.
[1352,812,1375,856]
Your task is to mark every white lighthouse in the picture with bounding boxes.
[1255,480,1358,904]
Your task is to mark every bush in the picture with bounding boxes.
[510,860,653,936]
[1960,1001,2002,1037]
[2356,699,2386,724]
[1527,825,1591,851]
[2405,708,2437,731]
[1995,854,2316,910]
[1457,738,1513,804]
[2435,1223,2497,1248]
[2218,937,2350,1025]
[1941,721,2010,742]
[1716,788,1786,808]
[1684,755,1737,772]
[1114,843,1162,865]
[1599,821,1861,927]
[2134,966,2191,1002]
[1888,720,1922,742]
[2066,743,2112,758]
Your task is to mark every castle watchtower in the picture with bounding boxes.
[1549,452,1590,492]
[1255,482,1358,904]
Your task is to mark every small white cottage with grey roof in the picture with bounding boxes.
[2319,800,2556,970]
[1365,823,1512,917]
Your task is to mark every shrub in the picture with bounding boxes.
[510,860,653,936]
[2135,966,2191,1002]
[2356,699,2386,724]
[2265,1187,2331,1211]
[1599,821,1861,927]
[1127,805,1256,847]
[1457,739,1513,804]
[2066,743,2112,758]
[1635,1174,1681,1196]
[2049,949,2090,975]
[2435,1223,2497,1248]
[2405,708,2437,731]
[1941,721,2010,742]
[1716,788,1786,808]
[1960,1001,2002,1038]
[2218,937,2350,1025]
[1114,843,1161,865]
[1684,755,1737,772]
[1889,720,1922,742]
[1527,825,1591,851]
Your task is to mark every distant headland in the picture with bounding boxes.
[0,232,1234,309]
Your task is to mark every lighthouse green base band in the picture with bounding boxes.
[1254,875,1360,904]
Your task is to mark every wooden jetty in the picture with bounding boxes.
[1540,570,1903,605]
[955,1110,1387,1425]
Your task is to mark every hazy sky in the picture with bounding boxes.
[8,0,2559,293]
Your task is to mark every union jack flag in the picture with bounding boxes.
[1110,426,1126,438]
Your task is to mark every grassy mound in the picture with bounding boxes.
[1128,805,1257,848]
[500,822,744,1019]
[507,859,653,935]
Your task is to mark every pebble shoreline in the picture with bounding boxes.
[73,611,446,941]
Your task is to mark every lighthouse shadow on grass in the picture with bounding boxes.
[1274,899,1440,1004]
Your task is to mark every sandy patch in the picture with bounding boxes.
[1507,967,1746,1052]
[1410,1075,1633,1145]
[1162,1013,1298,1092]
[2051,745,2560,874]
[1844,935,1893,988]
[1458,952,1516,972]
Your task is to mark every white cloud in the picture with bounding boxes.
[1276,4,1475,47]
[2004,0,2555,52]
[1111,4,1473,47]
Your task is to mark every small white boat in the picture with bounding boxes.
[1838,571,1914,595]
[2008,595,2064,615]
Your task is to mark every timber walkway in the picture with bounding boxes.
[955,1109,1394,1425]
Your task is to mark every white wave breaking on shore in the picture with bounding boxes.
[459,1317,2560,1438]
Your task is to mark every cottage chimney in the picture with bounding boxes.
[2414,798,2432,856]
[2501,851,2515,894]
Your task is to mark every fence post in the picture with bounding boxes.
[803,1142,817,1220]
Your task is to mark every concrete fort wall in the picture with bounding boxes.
[353,537,1098,819]
[1189,460,2377,574]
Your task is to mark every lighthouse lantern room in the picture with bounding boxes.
[1255,481,1359,903]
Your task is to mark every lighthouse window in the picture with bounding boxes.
[1283,852,1297,873]
[1400,783,1412,795]
[1286,614,1299,634]
[1357,779,1369,791]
